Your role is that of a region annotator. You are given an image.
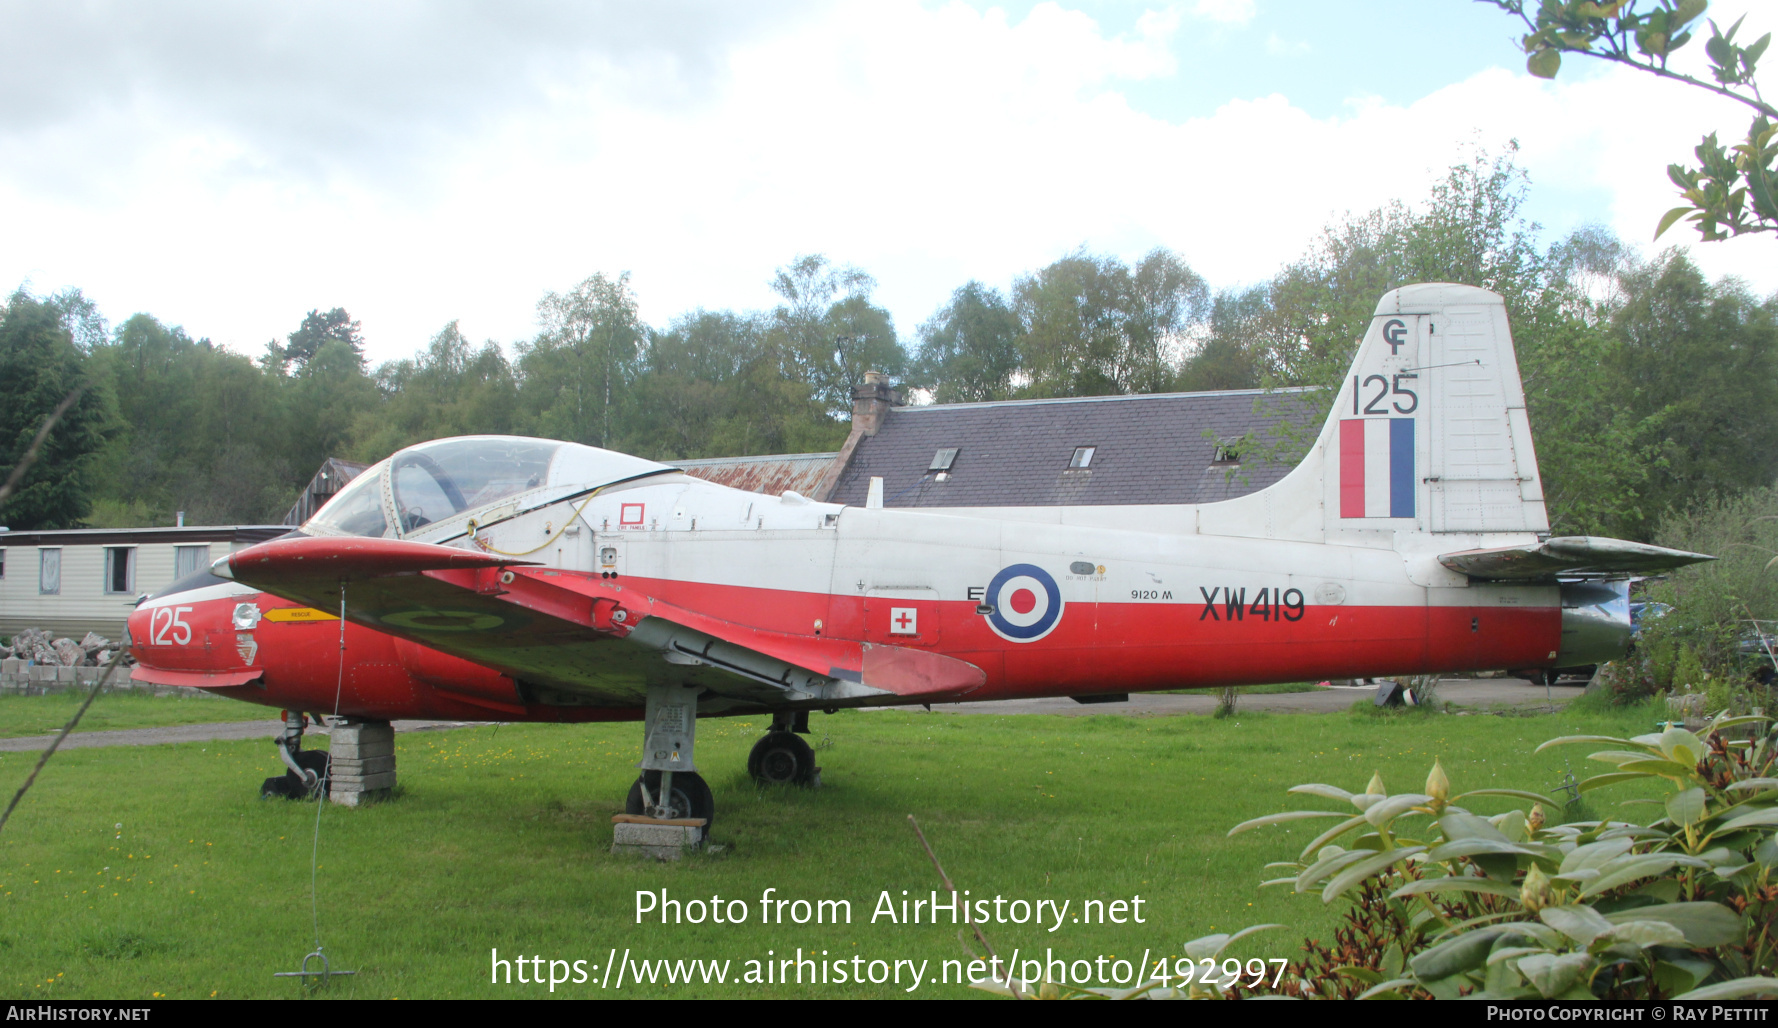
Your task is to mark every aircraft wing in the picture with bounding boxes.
[1437,536,1713,581]
[216,535,985,712]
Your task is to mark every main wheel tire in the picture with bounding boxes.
[625,771,714,838]
[748,731,816,786]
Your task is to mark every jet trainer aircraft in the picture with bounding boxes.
[128,284,1709,829]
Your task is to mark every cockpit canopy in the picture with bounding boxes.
[305,436,672,539]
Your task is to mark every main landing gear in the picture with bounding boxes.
[262,710,331,799]
[624,684,714,839]
[748,710,818,786]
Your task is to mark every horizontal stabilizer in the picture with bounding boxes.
[1437,536,1713,581]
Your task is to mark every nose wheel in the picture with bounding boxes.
[262,710,331,799]
[625,771,714,837]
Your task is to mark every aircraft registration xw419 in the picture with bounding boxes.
[128,284,1709,828]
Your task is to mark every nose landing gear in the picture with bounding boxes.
[621,684,712,841]
[262,710,330,799]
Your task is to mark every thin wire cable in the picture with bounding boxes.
[306,584,348,951]
[467,490,601,557]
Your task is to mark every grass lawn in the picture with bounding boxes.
[0,691,276,740]
[0,700,1665,1000]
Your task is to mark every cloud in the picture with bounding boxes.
[0,0,1768,366]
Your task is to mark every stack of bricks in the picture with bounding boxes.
[0,659,208,697]
[327,720,396,806]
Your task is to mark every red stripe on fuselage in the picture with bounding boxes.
[132,578,1562,721]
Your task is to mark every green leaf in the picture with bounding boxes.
[1675,0,1707,29]
[1410,927,1517,980]
[1578,771,1653,793]
[1391,876,1524,900]
[1323,846,1426,902]
[1586,749,1663,766]
[1427,837,1542,862]
[1597,919,1688,950]
[1228,809,1351,836]
[1182,924,1282,961]
[1440,810,1511,842]
[1528,47,1562,78]
[1535,735,1640,753]
[1667,787,1708,827]
[1659,727,1705,765]
[1652,959,1702,997]
[1453,788,1563,807]
[1675,976,1778,999]
[1605,902,1744,947]
[1725,778,1778,792]
[1560,837,1634,876]
[1616,758,1701,779]
[1296,847,1367,893]
[1365,793,1432,827]
[1541,904,1617,946]
[1579,855,1710,898]
[1354,977,1419,1000]
[1519,951,1595,999]
[1298,814,1370,862]
[1287,783,1355,803]
[1655,206,1697,240]
[1709,806,1778,837]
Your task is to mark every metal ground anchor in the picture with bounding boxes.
[274,947,357,987]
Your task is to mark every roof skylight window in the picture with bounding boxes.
[1069,446,1096,468]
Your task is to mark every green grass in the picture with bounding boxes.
[0,692,276,740]
[0,703,1663,1000]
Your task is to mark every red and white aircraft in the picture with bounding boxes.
[127,284,1708,826]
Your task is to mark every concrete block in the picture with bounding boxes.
[329,788,392,808]
[54,666,76,684]
[329,754,396,776]
[330,770,397,791]
[611,821,704,860]
[331,722,395,746]
[76,667,103,686]
[29,665,55,684]
[2,657,20,674]
[329,739,395,760]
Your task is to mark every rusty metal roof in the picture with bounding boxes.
[283,457,372,526]
[673,452,840,497]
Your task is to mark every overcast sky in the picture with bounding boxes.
[1,0,1770,365]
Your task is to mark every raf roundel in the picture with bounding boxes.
[985,563,1064,642]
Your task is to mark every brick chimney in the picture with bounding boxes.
[850,371,901,437]
[813,371,903,501]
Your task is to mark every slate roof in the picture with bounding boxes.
[674,452,839,496]
[826,387,1319,508]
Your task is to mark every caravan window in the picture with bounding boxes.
[105,547,135,594]
[174,545,211,580]
[39,548,60,595]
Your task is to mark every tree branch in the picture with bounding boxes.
[0,386,86,513]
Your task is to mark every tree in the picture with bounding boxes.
[913,281,1023,403]
[356,321,518,459]
[1488,0,1775,241]
[272,307,366,370]
[769,255,907,415]
[0,291,114,529]
[517,273,644,448]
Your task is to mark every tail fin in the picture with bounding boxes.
[1199,283,1549,543]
